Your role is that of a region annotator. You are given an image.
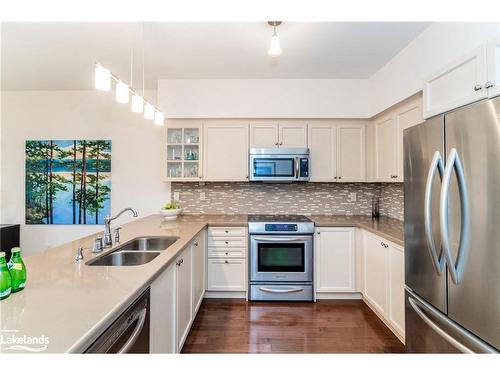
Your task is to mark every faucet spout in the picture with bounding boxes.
[103,207,138,247]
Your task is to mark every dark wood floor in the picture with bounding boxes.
[182,299,405,354]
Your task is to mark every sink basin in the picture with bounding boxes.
[118,236,179,251]
[87,251,160,266]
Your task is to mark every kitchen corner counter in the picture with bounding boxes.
[307,215,404,247]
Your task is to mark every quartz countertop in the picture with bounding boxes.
[307,215,404,246]
[0,213,402,353]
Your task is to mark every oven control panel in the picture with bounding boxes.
[264,224,298,232]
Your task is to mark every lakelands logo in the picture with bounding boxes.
[0,330,49,352]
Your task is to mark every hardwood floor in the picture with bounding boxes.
[182,299,405,354]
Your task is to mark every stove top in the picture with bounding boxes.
[247,214,312,223]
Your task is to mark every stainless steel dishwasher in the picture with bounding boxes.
[85,288,150,353]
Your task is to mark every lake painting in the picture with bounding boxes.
[25,140,111,225]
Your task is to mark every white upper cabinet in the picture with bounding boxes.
[250,122,307,148]
[278,122,308,148]
[423,45,488,119]
[203,122,249,181]
[374,115,397,181]
[164,122,203,181]
[337,124,365,182]
[249,123,279,147]
[487,38,500,98]
[308,122,365,182]
[308,123,337,181]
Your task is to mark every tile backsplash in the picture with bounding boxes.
[172,182,404,220]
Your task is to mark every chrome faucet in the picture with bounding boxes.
[103,207,138,247]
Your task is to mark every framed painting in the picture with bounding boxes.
[25,140,111,224]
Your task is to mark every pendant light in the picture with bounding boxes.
[268,21,282,57]
[144,103,155,120]
[115,81,129,103]
[130,41,144,113]
[94,64,111,91]
[154,110,164,126]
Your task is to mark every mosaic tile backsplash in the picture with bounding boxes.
[172,182,404,221]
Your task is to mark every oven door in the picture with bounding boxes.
[250,235,313,282]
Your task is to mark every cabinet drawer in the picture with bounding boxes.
[208,236,246,248]
[208,227,246,237]
[208,247,246,258]
[207,259,246,291]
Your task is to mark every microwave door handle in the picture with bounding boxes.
[295,156,299,178]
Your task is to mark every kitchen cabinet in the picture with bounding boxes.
[423,45,488,119]
[373,115,397,182]
[203,123,249,181]
[150,262,176,353]
[164,122,203,181]
[336,124,365,182]
[191,230,206,316]
[363,231,388,316]
[388,243,405,337]
[362,230,405,341]
[315,227,356,294]
[308,122,365,182]
[175,245,192,352]
[206,226,247,293]
[250,122,307,148]
[487,38,500,99]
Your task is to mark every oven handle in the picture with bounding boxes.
[259,287,304,294]
[251,236,312,242]
[295,156,300,179]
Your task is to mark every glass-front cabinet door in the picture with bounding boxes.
[165,124,202,181]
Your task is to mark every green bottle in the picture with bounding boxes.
[8,247,27,293]
[0,251,12,300]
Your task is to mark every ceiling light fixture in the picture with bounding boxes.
[93,23,164,125]
[268,21,282,57]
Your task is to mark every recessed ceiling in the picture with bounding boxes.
[1,22,430,90]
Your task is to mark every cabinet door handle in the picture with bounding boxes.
[225,230,229,233]
[279,142,283,146]
[474,84,483,91]
[390,174,398,179]
[485,81,494,89]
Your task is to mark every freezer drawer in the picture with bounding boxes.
[405,289,497,353]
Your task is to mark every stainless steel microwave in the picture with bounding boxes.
[249,148,310,182]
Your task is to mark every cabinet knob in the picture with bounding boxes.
[225,241,229,244]
[225,252,229,255]
[334,176,337,179]
[274,142,279,146]
[317,232,321,235]
[338,176,342,180]
[279,142,283,146]
[474,84,483,91]
[485,81,494,89]
[194,241,199,247]
[225,260,229,264]
[225,230,229,233]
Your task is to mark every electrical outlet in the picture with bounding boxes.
[173,191,180,201]
[200,191,206,201]
[348,192,357,202]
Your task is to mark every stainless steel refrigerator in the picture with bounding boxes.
[404,97,500,353]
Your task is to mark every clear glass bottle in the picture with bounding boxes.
[0,251,12,300]
[8,247,27,293]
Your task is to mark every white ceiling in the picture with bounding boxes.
[1,22,430,90]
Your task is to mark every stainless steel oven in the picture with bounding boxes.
[249,148,310,182]
[248,215,314,301]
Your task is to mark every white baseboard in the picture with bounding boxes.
[204,291,247,299]
[315,292,363,300]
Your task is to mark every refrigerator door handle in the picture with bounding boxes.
[440,148,471,285]
[424,150,446,275]
[408,293,497,353]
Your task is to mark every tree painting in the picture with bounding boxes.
[25,140,111,225]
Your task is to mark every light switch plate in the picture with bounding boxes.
[173,191,180,201]
[200,191,206,201]
[348,192,357,202]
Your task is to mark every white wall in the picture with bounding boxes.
[157,23,500,119]
[0,90,170,255]
[157,79,372,118]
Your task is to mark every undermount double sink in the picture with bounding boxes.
[86,236,179,266]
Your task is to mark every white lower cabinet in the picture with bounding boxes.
[191,231,206,317]
[206,226,247,294]
[175,245,192,352]
[315,227,356,294]
[207,259,246,291]
[150,262,176,353]
[362,230,405,341]
[388,244,405,337]
[363,231,389,315]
